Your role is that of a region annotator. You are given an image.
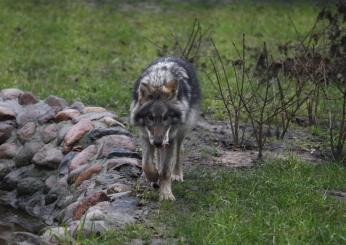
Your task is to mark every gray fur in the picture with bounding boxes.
[130,57,201,200]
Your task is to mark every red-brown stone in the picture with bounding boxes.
[55,109,80,122]
[72,192,110,220]
[69,145,97,171]
[18,92,38,105]
[75,163,102,186]
[63,119,93,152]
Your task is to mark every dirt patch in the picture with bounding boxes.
[214,150,257,168]
[327,191,346,201]
[181,116,326,171]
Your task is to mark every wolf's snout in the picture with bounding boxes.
[153,139,163,148]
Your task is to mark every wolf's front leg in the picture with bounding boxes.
[158,142,176,201]
[141,138,158,182]
[172,134,184,182]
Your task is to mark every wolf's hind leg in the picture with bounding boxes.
[142,139,158,182]
[172,134,184,182]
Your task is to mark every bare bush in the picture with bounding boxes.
[146,19,212,64]
[208,37,246,147]
[210,35,308,159]
[281,1,346,163]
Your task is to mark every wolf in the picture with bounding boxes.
[130,57,201,201]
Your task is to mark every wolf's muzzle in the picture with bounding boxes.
[153,139,163,148]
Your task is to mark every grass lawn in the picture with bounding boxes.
[82,159,346,244]
[0,0,319,115]
[1,1,344,244]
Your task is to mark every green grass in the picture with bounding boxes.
[2,1,344,244]
[82,159,346,244]
[0,0,320,116]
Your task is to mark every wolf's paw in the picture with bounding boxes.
[171,173,184,182]
[159,191,176,201]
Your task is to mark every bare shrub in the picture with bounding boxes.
[146,19,212,64]
[208,37,246,147]
[282,1,346,163]
[210,35,308,159]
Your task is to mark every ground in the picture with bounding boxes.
[81,116,346,245]
[1,0,345,244]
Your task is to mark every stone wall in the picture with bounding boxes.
[0,88,144,244]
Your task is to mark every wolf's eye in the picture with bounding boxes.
[172,115,180,124]
[147,114,154,121]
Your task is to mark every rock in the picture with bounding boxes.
[58,151,78,177]
[102,116,126,128]
[32,146,63,169]
[0,121,15,144]
[45,95,68,113]
[18,92,38,105]
[16,111,36,126]
[1,165,33,190]
[59,200,79,222]
[97,135,136,158]
[63,119,93,152]
[0,159,15,179]
[84,208,106,221]
[17,122,36,143]
[40,123,60,144]
[69,145,97,171]
[75,163,102,186]
[84,106,107,113]
[107,191,132,201]
[67,164,90,185]
[118,164,142,178]
[17,177,44,195]
[56,122,72,146]
[71,220,108,237]
[14,141,43,167]
[106,183,131,194]
[45,184,71,205]
[106,147,141,159]
[95,172,121,186]
[106,157,141,171]
[0,143,17,159]
[55,109,80,121]
[0,88,23,100]
[0,99,24,115]
[16,102,55,126]
[75,132,94,149]
[88,197,137,227]
[70,101,84,113]
[56,194,74,209]
[44,175,57,192]
[72,192,110,220]
[11,231,49,245]
[72,112,116,124]
[0,105,16,120]
[41,226,74,244]
[45,184,68,205]
[88,127,131,140]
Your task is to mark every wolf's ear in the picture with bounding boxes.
[138,83,151,104]
[162,80,177,97]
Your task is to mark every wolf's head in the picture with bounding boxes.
[131,80,184,147]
